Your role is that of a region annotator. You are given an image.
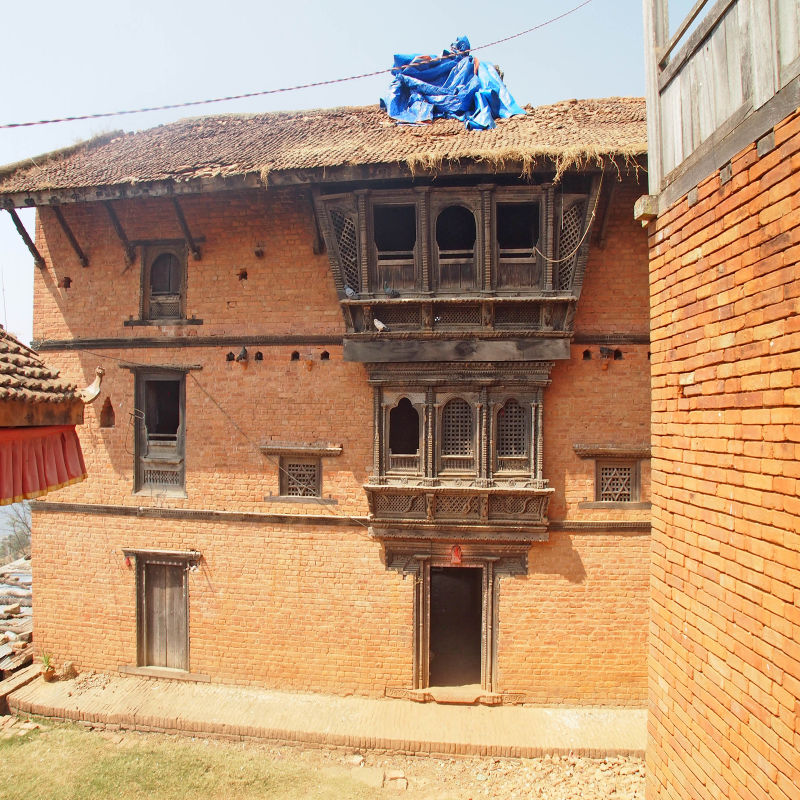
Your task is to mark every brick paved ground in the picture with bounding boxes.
[7,671,645,758]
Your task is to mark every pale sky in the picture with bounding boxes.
[0,0,694,343]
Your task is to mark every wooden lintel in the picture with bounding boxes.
[5,208,45,267]
[171,198,201,260]
[597,181,617,250]
[52,206,89,266]
[103,202,135,267]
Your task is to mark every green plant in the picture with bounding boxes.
[40,653,52,670]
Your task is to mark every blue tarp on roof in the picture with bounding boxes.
[380,36,525,130]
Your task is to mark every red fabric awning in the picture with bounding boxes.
[0,425,87,505]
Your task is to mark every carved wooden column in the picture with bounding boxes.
[356,190,370,294]
[417,188,431,293]
[480,186,493,291]
[424,388,435,480]
[543,184,555,291]
[413,556,431,689]
[373,386,383,481]
[481,559,498,692]
[478,388,489,483]
[533,391,544,482]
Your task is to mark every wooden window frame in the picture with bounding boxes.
[369,197,421,293]
[595,459,641,504]
[134,369,186,497]
[140,242,188,322]
[493,397,531,476]
[279,456,322,498]
[437,396,477,477]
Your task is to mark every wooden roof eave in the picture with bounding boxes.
[0,397,84,427]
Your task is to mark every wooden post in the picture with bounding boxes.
[104,202,135,268]
[171,198,201,261]
[643,0,669,194]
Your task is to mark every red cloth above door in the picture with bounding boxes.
[0,425,87,505]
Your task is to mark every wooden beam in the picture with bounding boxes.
[657,0,710,66]
[643,0,670,193]
[51,206,88,267]
[103,202,135,267]
[5,208,44,267]
[171,198,201,260]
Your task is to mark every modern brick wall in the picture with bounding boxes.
[648,110,800,798]
[31,174,650,702]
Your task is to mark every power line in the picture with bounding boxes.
[0,1,593,131]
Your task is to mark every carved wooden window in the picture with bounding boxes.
[596,460,640,502]
[135,371,185,494]
[557,201,585,290]
[440,398,474,472]
[330,209,361,293]
[496,203,541,289]
[388,398,420,472]
[144,246,186,320]
[435,205,476,291]
[373,204,417,291]
[496,399,528,472]
[280,457,321,497]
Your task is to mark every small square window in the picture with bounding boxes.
[280,458,321,497]
[596,461,640,503]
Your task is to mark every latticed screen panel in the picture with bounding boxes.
[330,209,361,292]
[497,400,527,457]
[494,303,538,328]
[148,295,181,319]
[557,202,584,290]
[143,468,182,486]
[378,305,420,327]
[282,459,321,497]
[434,494,480,518]
[441,399,473,456]
[598,464,633,502]
[434,305,481,327]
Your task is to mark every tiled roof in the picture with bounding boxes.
[0,98,646,195]
[0,328,79,404]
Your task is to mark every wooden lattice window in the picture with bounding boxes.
[496,399,528,472]
[596,461,640,503]
[330,209,360,293]
[280,458,321,497]
[441,399,474,471]
[557,201,585,290]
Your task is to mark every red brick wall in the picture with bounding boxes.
[31,176,650,702]
[648,110,800,798]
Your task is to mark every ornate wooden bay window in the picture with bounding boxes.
[365,362,552,539]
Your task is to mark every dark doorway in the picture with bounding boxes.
[429,567,482,686]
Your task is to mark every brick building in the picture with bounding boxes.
[0,98,650,703]
[640,1,800,797]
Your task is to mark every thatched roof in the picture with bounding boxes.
[0,98,646,201]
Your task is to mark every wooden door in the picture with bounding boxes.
[142,562,187,670]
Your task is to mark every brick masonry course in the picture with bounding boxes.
[647,109,800,800]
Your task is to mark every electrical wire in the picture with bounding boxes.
[0,1,594,130]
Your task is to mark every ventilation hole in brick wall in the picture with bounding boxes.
[225,352,235,362]
[613,349,623,360]
[254,351,263,361]
[583,349,592,360]
[291,351,300,361]
[254,246,264,258]
[320,351,330,360]
[647,351,651,360]
[238,269,248,281]
[99,397,115,428]
[59,276,72,289]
